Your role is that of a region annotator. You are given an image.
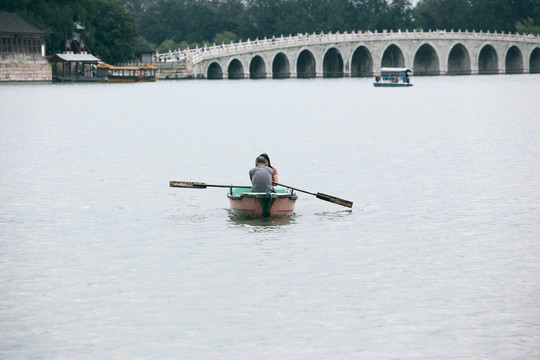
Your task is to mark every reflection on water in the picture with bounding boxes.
[226,210,297,230]
[168,212,208,224]
[313,209,354,220]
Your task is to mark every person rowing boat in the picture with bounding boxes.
[249,155,274,193]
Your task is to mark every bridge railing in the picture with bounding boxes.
[154,29,540,65]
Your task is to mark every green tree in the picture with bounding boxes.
[123,0,159,13]
[213,31,240,45]
[91,0,138,63]
[387,0,414,30]
[157,39,178,53]
[412,0,474,31]
[210,0,252,38]
[137,0,208,44]
[245,0,288,37]
[349,0,411,31]
[413,0,540,33]
[516,17,540,35]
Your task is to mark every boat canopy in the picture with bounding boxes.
[380,67,412,73]
[97,63,156,70]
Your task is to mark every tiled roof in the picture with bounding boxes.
[48,53,100,63]
[0,12,51,35]
[134,43,154,54]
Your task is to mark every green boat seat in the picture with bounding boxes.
[230,187,290,197]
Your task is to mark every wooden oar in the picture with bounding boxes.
[170,181,251,189]
[273,182,353,208]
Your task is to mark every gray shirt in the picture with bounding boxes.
[249,165,274,193]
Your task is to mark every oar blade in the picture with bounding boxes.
[316,193,353,208]
[170,181,207,189]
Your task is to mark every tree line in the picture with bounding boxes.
[133,0,539,53]
[1,0,539,64]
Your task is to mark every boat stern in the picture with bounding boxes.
[228,188,297,217]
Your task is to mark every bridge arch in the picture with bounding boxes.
[186,31,540,78]
[381,44,405,68]
[323,47,344,77]
[447,43,471,75]
[531,47,540,73]
[227,58,245,79]
[350,45,373,77]
[478,44,499,74]
[272,52,291,78]
[250,55,267,79]
[297,49,316,78]
[505,45,523,74]
[207,62,223,79]
[413,43,440,76]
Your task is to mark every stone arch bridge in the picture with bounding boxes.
[159,30,540,79]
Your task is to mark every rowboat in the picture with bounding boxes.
[169,181,351,217]
[374,67,413,87]
[227,188,298,218]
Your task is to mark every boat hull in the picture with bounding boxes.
[107,77,157,82]
[56,77,107,82]
[227,189,297,218]
[373,82,413,87]
[56,76,157,83]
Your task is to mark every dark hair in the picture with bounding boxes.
[259,153,272,168]
[256,155,267,165]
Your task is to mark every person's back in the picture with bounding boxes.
[250,156,274,193]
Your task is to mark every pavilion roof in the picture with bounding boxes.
[48,53,101,63]
[0,12,51,35]
[134,43,154,54]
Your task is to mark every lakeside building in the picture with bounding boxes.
[134,43,154,64]
[0,12,52,81]
[48,53,102,82]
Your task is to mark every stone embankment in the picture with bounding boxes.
[155,61,192,79]
[0,58,51,81]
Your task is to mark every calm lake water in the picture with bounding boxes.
[1,75,539,359]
